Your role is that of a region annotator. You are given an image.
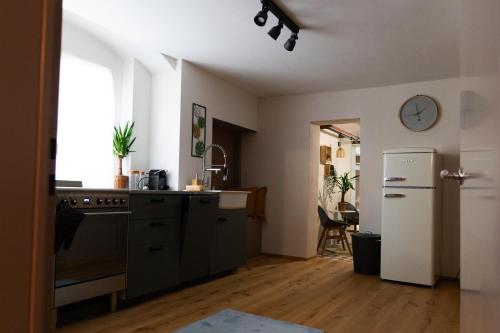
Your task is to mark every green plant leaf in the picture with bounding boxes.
[113,121,136,158]
[335,172,358,196]
[195,140,205,156]
[197,116,206,129]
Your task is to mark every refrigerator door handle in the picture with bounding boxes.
[384,193,406,198]
[384,177,407,182]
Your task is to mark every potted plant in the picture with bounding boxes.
[113,121,136,189]
[336,172,358,211]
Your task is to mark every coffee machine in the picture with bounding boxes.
[148,169,169,190]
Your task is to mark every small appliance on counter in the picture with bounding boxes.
[148,169,168,190]
[134,169,169,190]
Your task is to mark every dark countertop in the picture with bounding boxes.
[130,190,217,196]
[55,187,218,196]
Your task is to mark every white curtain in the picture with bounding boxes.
[56,53,115,188]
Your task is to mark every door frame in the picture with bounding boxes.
[306,118,361,258]
[0,1,62,332]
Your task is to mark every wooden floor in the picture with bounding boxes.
[57,255,459,333]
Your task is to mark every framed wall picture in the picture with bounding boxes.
[324,164,335,177]
[191,103,206,157]
[320,145,332,164]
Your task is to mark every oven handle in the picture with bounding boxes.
[83,211,132,217]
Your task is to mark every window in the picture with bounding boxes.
[56,54,115,188]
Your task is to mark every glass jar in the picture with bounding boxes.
[129,170,142,190]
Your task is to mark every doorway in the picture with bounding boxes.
[211,118,254,190]
[314,119,360,257]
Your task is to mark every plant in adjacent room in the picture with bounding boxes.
[323,165,337,200]
[336,172,358,210]
[113,121,136,188]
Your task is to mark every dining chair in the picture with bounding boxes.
[342,202,359,232]
[317,206,352,255]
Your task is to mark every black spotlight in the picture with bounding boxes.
[284,33,298,51]
[268,21,283,40]
[254,5,269,26]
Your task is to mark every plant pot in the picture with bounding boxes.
[338,201,349,211]
[114,175,129,189]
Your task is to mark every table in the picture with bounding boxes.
[333,209,358,232]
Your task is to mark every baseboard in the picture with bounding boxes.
[260,252,317,261]
[439,275,460,282]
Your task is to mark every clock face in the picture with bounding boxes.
[399,95,439,131]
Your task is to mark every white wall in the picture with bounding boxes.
[149,57,183,190]
[243,78,461,277]
[178,61,258,189]
[130,60,152,172]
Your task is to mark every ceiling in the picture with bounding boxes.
[63,0,459,97]
[334,122,360,138]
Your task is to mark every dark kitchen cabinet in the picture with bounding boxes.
[211,209,247,275]
[180,195,218,283]
[128,217,179,247]
[126,242,178,298]
[126,195,182,299]
[130,195,181,219]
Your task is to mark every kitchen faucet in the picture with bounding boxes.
[201,144,228,189]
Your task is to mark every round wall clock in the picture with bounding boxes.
[399,95,439,131]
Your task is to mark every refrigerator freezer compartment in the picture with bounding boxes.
[383,152,438,188]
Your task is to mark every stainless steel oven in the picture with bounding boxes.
[54,189,130,311]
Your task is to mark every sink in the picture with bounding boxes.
[207,190,250,209]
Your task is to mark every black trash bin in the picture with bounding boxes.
[351,233,381,275]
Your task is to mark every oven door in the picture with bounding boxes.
[55,208,130,290]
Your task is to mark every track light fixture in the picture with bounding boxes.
[253,0,301,51]
[254,4,269,26]
[268,21,283,40]
[284,33,298,51]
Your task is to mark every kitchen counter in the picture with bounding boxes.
[56,187,218,195]
[130,190,217,195]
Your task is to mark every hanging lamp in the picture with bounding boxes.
[336,137,345,158]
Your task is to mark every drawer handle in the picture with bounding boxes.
[384,193,406,198]
[149,222,165,227]
[83,211,132,217]
[150,198,165,204]
[199,199,211,204]
[384,177,406,182]
[149,246,164,252]
[217,217,228,222]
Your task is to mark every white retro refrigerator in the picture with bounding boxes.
[381,148,441,286]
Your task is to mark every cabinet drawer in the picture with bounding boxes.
[130,195,182,219]
[129,217,180,247]
[126,242,180,299]
[216,209,248,223]
[186,195,219,213]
